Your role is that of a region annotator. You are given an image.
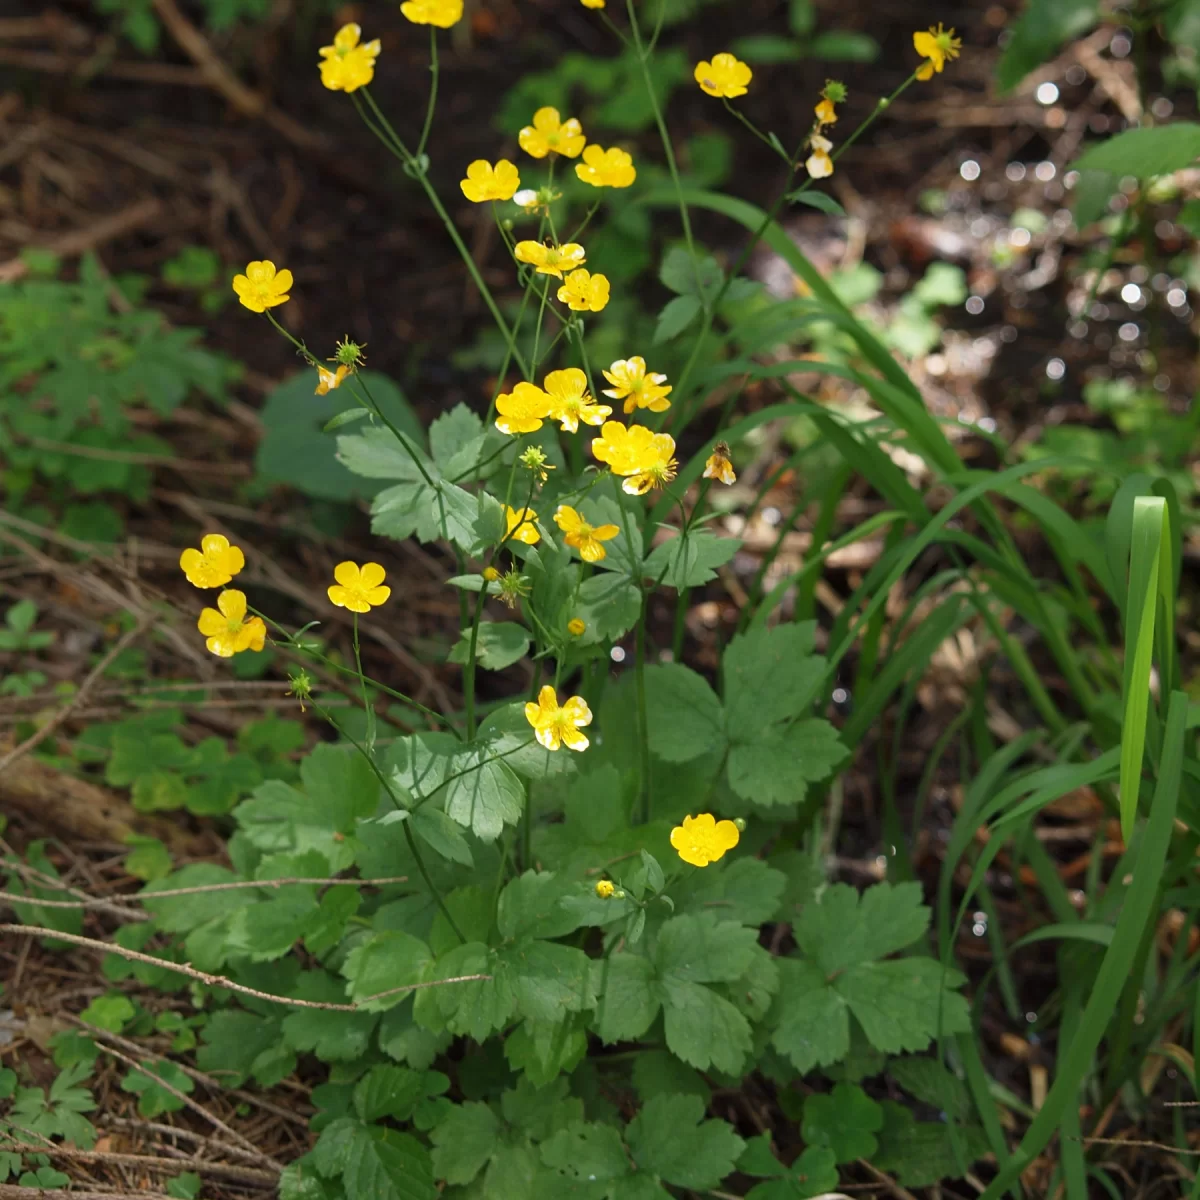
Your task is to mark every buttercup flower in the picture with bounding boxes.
[328,561,391,613]
[703,442,736,486]
[318,23,380,93]
[460,159,520,203]
[514,240,587,278]
[555,505,620,563]
[495,381,551,435]
[594,878,614,897]
[574,145,636,189]
[581,0,604,7]
[519,107,586,159]
[913,23,961,80]
[315,364,349,395]
[694,53,752,99]
[197,590,266,658]
[590,421,677,495]
[557,269,610,312]
[806,134,834,180]
[401,0,463,28]
[602,357,672,414]
[670,813,740,867]
[232,260,292,312]
[180,533,244,589]
[568,618,586,636]
[543,367,611,432]
[505,506,540,546]
[815,98,837,126]
[524,684,593,751]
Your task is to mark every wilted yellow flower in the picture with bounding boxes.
[594,878,614,897]
[519,107,586,159]
[315,364,349,395]
[602,356,672,414]
[557,268,610,312]
[703,442,736,485]
[401,0,462,28]
[328,561,391,613]
[543,367,611,433]
[318,23,380,93]
[197,589,266,658]
[568,618,586,636]
[815,98,837,126]
[590,421,677,495]
[913,22,961,80]
[524,684,593,751]
[514,240,587,278]
[555,505,620,563]
[505,506,540,545]
[232,260,292,312]
[495,381,551,435]
[806,134,833,179]
[460,159,520,203]
[574,145,636,189]
[694,53,752,98]
[670,813,739,867]
[180,533,244,589]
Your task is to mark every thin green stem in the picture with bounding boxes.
[352,612,375,752]
[722,99,790,163]
[416,27,438,162]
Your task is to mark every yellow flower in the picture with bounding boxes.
[231,260,292,312]
[805,134,833,180]
[197,589,266,658]
[703,442,736,486]
[574,145,636,189]
[590,421,677,495]
[318,23,380,93]
[483,566,501,582]
[594,878,614,897]
[180,533,245,589]
[815,98,837,126]
[495,381,551,435]
[670,813,739,867]
[602,356,672,414]
[581,0,604,7]
[557,269,610,312]
[568,618,586,636]
[518,107,586,159]
[694,53,752,99]
[328,561,391,613]
[913,22,961,80]
[543,367,611,433]
[524,684,593,751]
[555,505,620,563]
[401,0,463,28]
[315,364,349,395]
[460,159,520,203]
[514,241,587,278]
[504,506,540,546]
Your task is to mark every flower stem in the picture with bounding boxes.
[416,27,438,162]
[352,612,375,753]
[721,98,790,163]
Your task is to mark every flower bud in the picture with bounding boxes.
[733,817,747,832]
[595,879,615,898]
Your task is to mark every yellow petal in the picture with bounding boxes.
[218,589,247,620]
[359,562,387,589]
[334,561,361,588]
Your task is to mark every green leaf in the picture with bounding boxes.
[594,953,658,1042]
[660,978,752,1074]
[738,1133,786,1176]
[1073,122,1200,179]
[873,1101,990,1187]
[79,993,135,1033]
[995,0,1097,91]
[281,972,379,1062]
[726,719,845,807]
[342,931,434,1012]
[443,744,526,841]
[322,406,370,432]
[120,1060,193,1118]
[654,294,702,343]
[659,247,723,299]
[313,1118,436,1200]
[808,29,879,59]
[839,958,970,1054]
[643,528,740,588]
[540,1121,630,1181]
[745,1146,839,1199]
[448,621,531,671]
[655,913,758,983]
[429,403,487,480]
[626,1093,745,1189]
[889,1055,973,1119]
[498,870,582,941]
[794,881,929,972]
[505,1013,589,1085]
[410,805,474,866]
[429,1101,500,1185]
[257,371,423,502]
[722,623,825,739]
[197,1010,292,1088]
[371,476,478,550]
[730,33,803,62]
[419,942,515,1040]
[789,190,846,215]
[140,864,245,932]
[353,1065,426,1122]
[642,664,724,763]
[771,959,850,1073]
[802,1082,883,1162]
[508,939,597,1022]
[675,857,787,926]
[631,1049,711,1105]
[572,573,642,642]
[123,834,171,881]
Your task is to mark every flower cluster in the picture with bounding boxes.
[805,81,846,180]
[591,421,677,496]
[511,107,636,188]
[494,368,612,436]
